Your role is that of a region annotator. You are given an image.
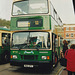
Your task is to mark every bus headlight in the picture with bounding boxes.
[41,56,47,60]
[41,56,50,60]
[13,55,17,59]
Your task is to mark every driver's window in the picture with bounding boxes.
[2,33,10,46]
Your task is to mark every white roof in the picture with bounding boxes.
[13,0,21,2]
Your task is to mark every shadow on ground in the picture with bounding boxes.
[11,67,54,75]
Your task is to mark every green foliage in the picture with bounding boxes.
[0,19,10,28]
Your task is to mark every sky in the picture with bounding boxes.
[0,0,12,20]
[0,0,75,24]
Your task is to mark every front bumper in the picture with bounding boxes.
[10,60,52,67]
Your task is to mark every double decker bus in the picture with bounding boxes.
[0,28,11,63]
[10,0,63,69]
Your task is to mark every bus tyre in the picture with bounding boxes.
[3,52,10,63]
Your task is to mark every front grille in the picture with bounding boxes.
[24,55,34,60]
[21,55,38,60]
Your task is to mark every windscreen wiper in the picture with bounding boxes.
[36,47,39,51]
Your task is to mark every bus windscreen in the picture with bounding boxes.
[12,32,50,49]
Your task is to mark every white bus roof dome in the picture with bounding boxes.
[13,0,22,2]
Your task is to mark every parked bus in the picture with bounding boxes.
[10,0,63,69]
[0,28,11,63]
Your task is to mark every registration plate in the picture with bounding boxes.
[24,64,33,68]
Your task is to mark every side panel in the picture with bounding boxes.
[50,16,63,37]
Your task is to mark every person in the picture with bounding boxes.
[67,41,70,49]
[65,44,75,75]
[60,40,68,67]
[63,40,68,55]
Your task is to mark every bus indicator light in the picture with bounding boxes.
[41,56,47,60]
[11,55,13,59]
[47,56,50,60]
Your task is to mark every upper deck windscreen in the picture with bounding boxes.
[12,0,48,15]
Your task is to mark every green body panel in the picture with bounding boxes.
[11,50,52,61]
[10,15,51,30]
[49,16,51,30]
[1,46,10,53]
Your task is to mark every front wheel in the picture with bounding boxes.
[2,52,10,63]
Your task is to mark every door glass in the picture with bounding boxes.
[2,33,10,46]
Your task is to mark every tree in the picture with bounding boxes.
[0,19,10,28]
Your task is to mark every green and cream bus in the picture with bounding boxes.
[10,0,63,69]
[0,28,10,63]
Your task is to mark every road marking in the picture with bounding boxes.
[58,68,64,75]
[56,67,64,75]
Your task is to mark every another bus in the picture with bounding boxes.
[0,28,11,63]
[10,0,63,69]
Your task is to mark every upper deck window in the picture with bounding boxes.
[12,0,48,15]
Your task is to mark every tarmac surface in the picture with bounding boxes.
[0,62,69,75]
